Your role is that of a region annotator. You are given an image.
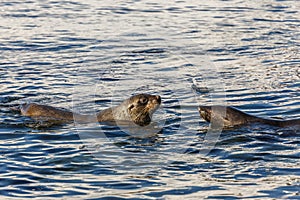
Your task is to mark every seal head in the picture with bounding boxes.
[127,94,161,126]
[199,105,258,127]
[98,94,161,126]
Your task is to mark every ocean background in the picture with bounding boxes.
[0,0,299,199]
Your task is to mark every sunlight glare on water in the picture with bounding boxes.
[0,0,299,199]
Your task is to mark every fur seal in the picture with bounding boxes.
[19,94,161,126]
[199,106,300,128]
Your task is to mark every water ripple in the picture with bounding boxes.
[0,0,299,199]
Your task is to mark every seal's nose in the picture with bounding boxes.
[156,95,161,104]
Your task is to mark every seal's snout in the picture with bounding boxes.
[155,95,161,104]
[198,106,212,122]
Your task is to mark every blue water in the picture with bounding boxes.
[1,0,299,199]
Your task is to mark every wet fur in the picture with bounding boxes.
[199,106,300,128]
[20,94,161,126]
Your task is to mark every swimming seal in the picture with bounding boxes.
[199,106,300,128]
[20,94,161,126]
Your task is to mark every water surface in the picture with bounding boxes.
[0,0,299,199]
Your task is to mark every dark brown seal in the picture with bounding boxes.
[199,105,300,128]
[20,94,161,126]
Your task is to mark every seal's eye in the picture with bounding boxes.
[139,97,148,105]
[128,104,135,110]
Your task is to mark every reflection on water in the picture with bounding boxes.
[0,0,299,199]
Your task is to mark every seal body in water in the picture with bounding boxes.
[199,106,300,128]
[20,94,161,126]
